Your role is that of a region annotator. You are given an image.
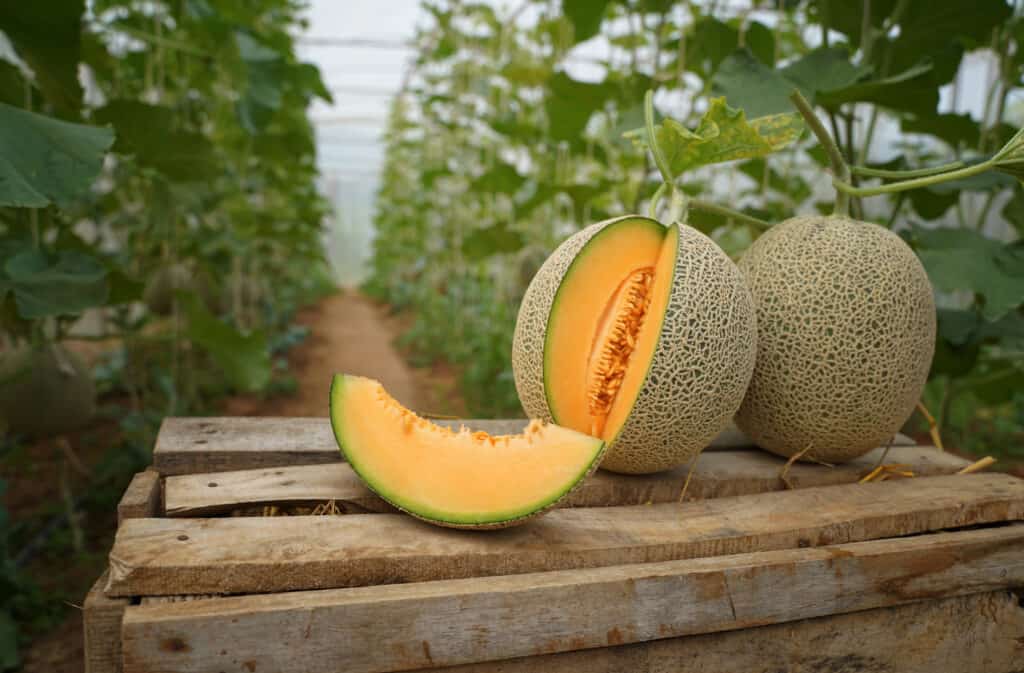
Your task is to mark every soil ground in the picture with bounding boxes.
[7,289,463,672]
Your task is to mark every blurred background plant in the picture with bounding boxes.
[0,0,333,667]
[368,0,1024,458]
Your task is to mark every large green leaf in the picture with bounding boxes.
[0,249,108,318]
[544,72,613,141]
[0,103,113,208]
[809,0,897,45]
[902,113,981,148]
[628,98,803,178]
[235,31,285,134]
[0,0,84,113]
[914,227,1024,321]
[714,46,937,117]
[561,0,611,43]
[779,47,872,100]
[93,100,218,181]
[711,49,796,117]
[182,294,271,392]
[745,21,776,67]
[685,17,739,77]
[816,62,938,115]
[890,0,1012,59]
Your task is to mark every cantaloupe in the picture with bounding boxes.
[328,374,606,529]
[0,343,96,438]
[735,215,936,463]
[512,216,758,474]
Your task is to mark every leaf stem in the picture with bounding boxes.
[789,90,850,217]
[644,89,674,186]
[648,182,667,219]
[851,161,965,179]
[833,160,994,197]
[690,199,773,230]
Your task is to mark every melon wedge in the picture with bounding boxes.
[513,216,758,474]
[328,374,606,529]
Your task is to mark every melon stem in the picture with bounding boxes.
[832,160,995,197]
[788,90,851,217]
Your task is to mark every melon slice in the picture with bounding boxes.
[513,216,758,474]
[329,374,606,528]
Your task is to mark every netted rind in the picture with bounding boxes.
[512,216,647,421]
[601,224,758,473]
[735,215,936,463]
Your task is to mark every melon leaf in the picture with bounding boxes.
[913,227,1024,321]
[182,293,271,392]
[626,97,803,179]
[0,249,108,319]
[0,103,113,208]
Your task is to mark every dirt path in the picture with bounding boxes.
[225,290,462,417]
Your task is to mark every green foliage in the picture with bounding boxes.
[0,1,331,663]
[0,103,114,208]
[369,0,1024,461]
[628,98,803,178]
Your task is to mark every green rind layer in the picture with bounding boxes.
[328,374,606,529]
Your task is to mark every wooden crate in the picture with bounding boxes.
[85,417,1024,673]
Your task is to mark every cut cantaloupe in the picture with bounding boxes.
[328,374,606,528]
[513,216,758,474]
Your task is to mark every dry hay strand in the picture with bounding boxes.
[916,400,945,451]
[957,456,996,475]
[859,463,916,484]
[677,452,701,503]
[778,445,835,489]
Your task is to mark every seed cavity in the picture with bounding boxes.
[586,268,654,437]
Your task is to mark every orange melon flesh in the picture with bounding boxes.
[545,219,678,443]
[329,374,605,527]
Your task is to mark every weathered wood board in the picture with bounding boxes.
[163,445,968,517]
[153,416,915,476]
[106,473,1024,596]
[119,525,1024,673]
[83,571,129,673]
[117,469,163,524]
[420,591,1024,673]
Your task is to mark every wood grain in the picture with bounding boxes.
[117,469,162,524]
[153,416,915,476]
[106,473,1024,597]
[119,525,1024,673]
[420,591,1024,673]
[163,445,969,517]
[83,571,129,673]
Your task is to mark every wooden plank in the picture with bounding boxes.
[164,445,969,517]
[421,591,1024,673]
[106,473,1024,596]
[117,469,163,524]
[83,571,129,673]
[119,525,1024,673]
[153,416,915,476]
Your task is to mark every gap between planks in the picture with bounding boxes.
[153,416,915,476]
[162,444,967,517]
[106,473,1024,597]
[118,525,1024,673]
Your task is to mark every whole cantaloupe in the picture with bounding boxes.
[735,215,935,462]
[513,216,758,474]
[0,343,96,438]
